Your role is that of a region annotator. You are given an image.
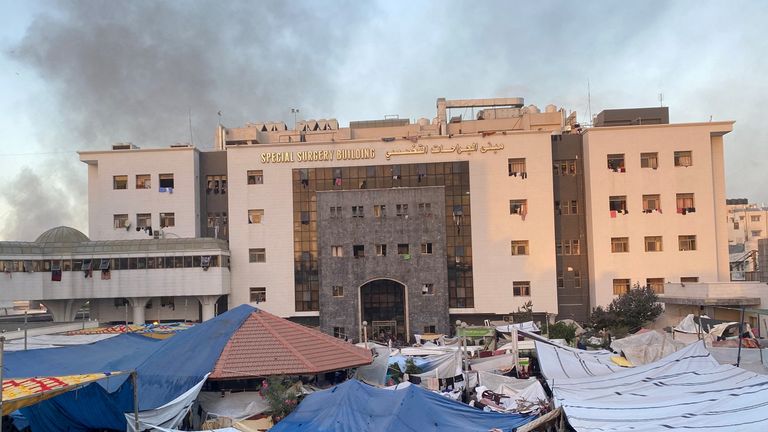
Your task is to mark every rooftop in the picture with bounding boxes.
[210,310,372,379]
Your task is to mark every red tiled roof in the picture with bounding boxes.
[210,310,372,379]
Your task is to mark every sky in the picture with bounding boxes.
[0,1,766,241]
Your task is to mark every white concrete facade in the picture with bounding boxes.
[583,122,733,307]
[80,147,201,240]
[226,131,560,318]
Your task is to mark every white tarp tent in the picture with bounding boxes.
[553,342,768,431]
[496,321,539,333]
[477,372,547,405]
[534,340,622,381]
[609,330,686,365]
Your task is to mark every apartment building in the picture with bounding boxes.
[0,97,737,336]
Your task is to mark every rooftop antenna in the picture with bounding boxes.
[658,93,664,107]
[188,107,194,147]
[587,79,593,126]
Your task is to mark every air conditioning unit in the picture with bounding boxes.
[153,230,160,239]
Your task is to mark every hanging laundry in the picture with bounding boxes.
[610,210,617,218]
[101,270,111,280]
[334,177,342,186]
[52,269,62,282]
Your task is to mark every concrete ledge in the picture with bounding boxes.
[659,296,760,306]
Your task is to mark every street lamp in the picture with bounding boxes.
[291,108,300,130]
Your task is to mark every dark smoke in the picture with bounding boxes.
[2,0,373,240]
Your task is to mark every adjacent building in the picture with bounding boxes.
[0,97,742,340]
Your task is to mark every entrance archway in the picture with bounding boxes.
[360,279,407,344]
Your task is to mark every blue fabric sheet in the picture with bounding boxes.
[270,379,534,432]
[8,304,255,432]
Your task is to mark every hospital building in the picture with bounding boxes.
[0,97,739,341]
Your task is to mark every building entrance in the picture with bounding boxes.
[360,279,406,344]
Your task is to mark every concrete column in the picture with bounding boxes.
[41,299,86,322]
[197,295,221,321]
[128,297,151,324]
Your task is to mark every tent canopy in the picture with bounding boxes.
[7,304,255,432]
[552,342,768,431]
[270,379,533,432]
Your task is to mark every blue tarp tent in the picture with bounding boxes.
[6,304,255,432]
[271,379,534,432]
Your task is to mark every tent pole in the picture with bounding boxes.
[737,307,745,367]
[0,336,4,430]
[132,370,140,432]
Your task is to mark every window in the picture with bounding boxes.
[247,170,263,185]
[751,215,761,222]
[609,196,627,213]
[249,248,266,263]
[642,194,661,212]
[396,204,408,217]
[374,205,386,218]
[752,230,762,237]
[159,173,174,188]
[160,212,175,227]
[332,285,344,297]
[421,243,433,254]
[330,206,342,218]
[422,283,434,295]
[353,245,365,258]
[332,245,343,257]
[556,200,578,215]
[607,154,625,172]
[136,174,151,189]
[554,160,577,176]
[645,236,663,252]
[352,206,364,218]
[206,175,227,194]
[376,244,387,256]
[137,213,151,228]
[511,240,529,256]
[418,203,432,215]
[113,175,128,189]
[508,158,527,177]
[674,151,692,167]
[333,327,346,339]
[397,243,410,256]
[574,270,582,289]
[611,237,629,253]
[249,287,266,303]
[558,240,579,255]
[613,279,630,295]
[510,199,527,216]
[681,276,699,283]
[248,209,264,224]
[679,235,697,251]
[676,193,695,213]
[113,214,128,229]
[424,325,436,334]
[557,272,564,288]
[513,281,531,296]
[640,152,658,169]
[647,278,665,294]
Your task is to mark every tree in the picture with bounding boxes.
[547,321,577,343]
[260,376,300,424]
[589,284,663,333]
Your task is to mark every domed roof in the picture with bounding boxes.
[35,226,90,243]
